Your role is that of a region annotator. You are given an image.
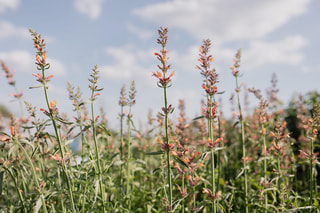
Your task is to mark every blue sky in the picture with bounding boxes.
[0,0,319,128]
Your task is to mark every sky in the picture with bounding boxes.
[0,0,319,129]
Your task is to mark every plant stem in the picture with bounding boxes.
[235,76,248,213]
[262,125,267,213]
[182,174,185,213]
[163,84,173,209]
[204,77,216,213]
[310,137,313,207]
[42,77,76,213]
[13,139,47,213]
[126,107,132,210]
[90,95,106,211]
[120,105,124,185]
[5,167,27,213]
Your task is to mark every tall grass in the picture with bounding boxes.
[0,27,319,213]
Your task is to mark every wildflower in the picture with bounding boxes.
[30,29,50,72]
[152,70,176,88]
[176,184,188,197]
[128,80,137,106]
[203,188,221,201]
[153,27,175,88]
[208,137,223,149]
[162,104,174,115]
[196,39,215,78]
[158,138,175,151]
[1,60,16,85]
[119,84,128,107]
[230,49,241,77]
[89,65,103,101]
[187,175,201,186]
[9,90,23,98]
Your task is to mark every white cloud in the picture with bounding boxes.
[0,50,33,73]
[0,0,20,13]
[301,64,320,74]
[0,50,66,76]
[133,0,310,42]
[168,35,308,72]
[0,21,29,39]
[74,0,104,20]
[47,58,67,76]
[100,44,156,86]
[126,23,153,40]
[242,35,308,70]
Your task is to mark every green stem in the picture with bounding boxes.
[262,125,267,213]
[42,69,76,213]
[76,109,87,165]
[235,76,248,213]
[57,168,66,213]
[182,174,185,213]
[91,98,106,211]
[208,95,216,213]
[5,167,27,213]
[310,137,314,207]
[163,83,173,210]
[120,106,124,186]
[13,139,47,213]
[126,107,132,209]
[216,109,222,210]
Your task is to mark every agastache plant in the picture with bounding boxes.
[230,49,248,213]
[88,65,106,211]
[152,27,175,212]
[248,87,270,212]
[125,80,136,210]
[29,29,76,213]
[1,62,25,119]
[197,39,221,213]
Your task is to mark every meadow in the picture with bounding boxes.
[0,27,319,212]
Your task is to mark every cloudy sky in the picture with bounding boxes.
[0,0,319,128]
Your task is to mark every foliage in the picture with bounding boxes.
[0,28,319,213]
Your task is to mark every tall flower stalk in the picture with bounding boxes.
[1,61,25,119]
[119,84,128,186]
[302,103,320,207]
[88,65,106,210]
[152,27,175,211]
[249,88,269,212]
[197,39,221,213]
[29,29,76,213]
[230,49,248,212]
[67,82,88,164]
[125,80,136,209]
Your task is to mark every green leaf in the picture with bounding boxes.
[145,151,164,155]
[213,147,225,153]
[64,139,75,146]
[201,151,210,161]
[193,115,204,121]
[73,125,91,138]
[29,85,44,89]
[0,131,10,137]
[172,155,189,169]
[172,198,183,212]
[236,168,244,179]
[56,116,73,125]
[217,91,225,95]
[233,121,240,128]
[152,168,161,174]
[0,171,4,195]
[98,124,111,136]
[33,195,43,213]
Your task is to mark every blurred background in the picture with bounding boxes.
[0,0,319,129]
